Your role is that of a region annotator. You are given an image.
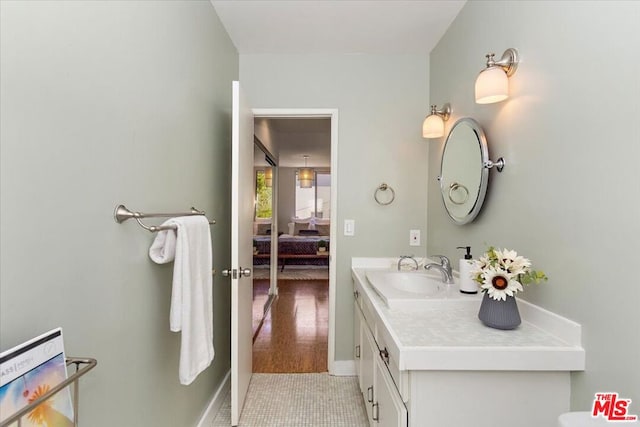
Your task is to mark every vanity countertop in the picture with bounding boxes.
[352,258,585,372]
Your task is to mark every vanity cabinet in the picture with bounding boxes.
[352,263,584,427]
[354,296,408,427]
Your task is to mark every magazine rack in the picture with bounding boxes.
[0,357,97,427]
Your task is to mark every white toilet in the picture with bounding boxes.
[558,411,639,426]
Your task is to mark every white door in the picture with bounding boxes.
[230,80,254,426]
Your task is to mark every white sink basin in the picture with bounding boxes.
[365,270,450,308]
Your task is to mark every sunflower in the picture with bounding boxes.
[494,248,530,275]
[480,268,523,301]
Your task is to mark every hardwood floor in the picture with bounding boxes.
[252,278,329,373]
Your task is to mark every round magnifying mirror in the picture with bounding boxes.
[438,118,489,225]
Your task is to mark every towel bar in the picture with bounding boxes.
[114,204,216,232]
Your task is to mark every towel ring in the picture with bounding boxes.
[448,182,469,205]
[374,183,395,205]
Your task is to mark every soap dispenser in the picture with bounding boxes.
[457,246,478,294]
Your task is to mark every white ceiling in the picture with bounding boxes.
[211,0,466,55]
[218,1,466,168]
[255,117,332,168]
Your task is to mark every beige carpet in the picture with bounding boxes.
[253,268,328,280]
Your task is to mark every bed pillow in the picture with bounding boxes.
[256,223,271,235]
[253,218,271,234]
[291,217,311,235]
[293,221,311,235]
[291,217,312,223]
[310,217,330,230]
[315,224,330,236]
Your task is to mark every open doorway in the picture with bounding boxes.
[251,112,337,373]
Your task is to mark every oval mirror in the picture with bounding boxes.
[438,118,489,225]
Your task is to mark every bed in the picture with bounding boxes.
[253,219,330,270]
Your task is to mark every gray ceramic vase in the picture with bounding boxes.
[478,292,521,330]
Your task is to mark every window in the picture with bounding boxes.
[255,169,272,219]
[295,171,330,218]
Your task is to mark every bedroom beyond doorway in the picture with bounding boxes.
[252,113,335,374]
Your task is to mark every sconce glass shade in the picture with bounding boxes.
[422,114,445,138]
[264,167,272,187]
[298,168,314,188]
[475,66,509,104]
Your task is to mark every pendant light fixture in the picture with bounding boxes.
[298,155,314,188]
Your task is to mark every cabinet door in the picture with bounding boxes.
[354,301,361,379]
[361,318,377,423]
[374,354,408,427]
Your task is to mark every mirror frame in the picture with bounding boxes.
[438,117,489,225]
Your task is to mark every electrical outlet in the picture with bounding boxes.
[344,219,355,236]
[409,229,420,246]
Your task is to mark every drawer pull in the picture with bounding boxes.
[380,347,389,364]
[355,345,361,359]
[367,385,374,403]
[372,402,379,421]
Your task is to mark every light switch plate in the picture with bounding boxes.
[344,219,355,236]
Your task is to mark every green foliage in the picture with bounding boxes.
[255,171,272,218]
[520,270,548,285]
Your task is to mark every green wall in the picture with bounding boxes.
[428,0,640,409]
[240,53,430,361]
[0,1,238,425]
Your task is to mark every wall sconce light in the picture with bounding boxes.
[475,48,519,104]
[298,155,314,188]
[422,103,451,139]
[264,167,272,187]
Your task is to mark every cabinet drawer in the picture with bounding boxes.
[376,321,400,386]
[376,321,409,401]
[360,293,376,334]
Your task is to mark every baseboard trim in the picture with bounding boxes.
[196,369,231,427]
[330,360,356,376]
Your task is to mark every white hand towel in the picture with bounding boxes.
[149,216,214,385]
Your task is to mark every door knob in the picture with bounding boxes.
[239,267,252,277]
[222,269,237,278]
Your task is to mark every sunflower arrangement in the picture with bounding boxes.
[470,247,547,301]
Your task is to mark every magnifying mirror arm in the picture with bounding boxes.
[484,157,505,172]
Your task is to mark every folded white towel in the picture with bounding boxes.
[149,216,214,385]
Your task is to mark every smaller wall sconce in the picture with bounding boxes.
[475,48,519,104]
[422,103,451,139]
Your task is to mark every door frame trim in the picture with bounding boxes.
[253,108,339,374]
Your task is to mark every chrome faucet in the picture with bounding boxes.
[397,255,419,271]
[424,255,454,284]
